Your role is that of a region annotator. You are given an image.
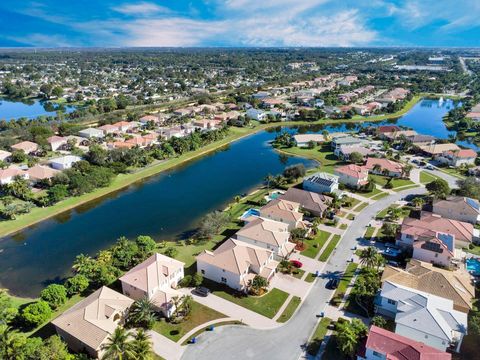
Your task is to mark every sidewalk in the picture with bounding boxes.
[148,330,184,360]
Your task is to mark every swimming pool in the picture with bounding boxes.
[466,258,480,276]
[240,208,260,220]
[270,193,281,200]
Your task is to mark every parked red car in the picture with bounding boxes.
[290,259,303,268]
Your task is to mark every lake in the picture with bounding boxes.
[0,98,76,120]
[0,129,316,297]
[0,97,477,297]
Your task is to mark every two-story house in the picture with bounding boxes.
[259,198,305,230]
[433,197,480,224]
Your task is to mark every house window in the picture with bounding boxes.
[221,277,227,283]
[372,351,382,357]
[201,270,205,275]
[387,299,396,305]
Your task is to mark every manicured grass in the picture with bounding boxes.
[375,204,399,219]
[343,197,360,209]
[276,296,302,323]
[152,301,225,342]
[318,234,341,262]
[363,226,376,240]
[206,283,289,319]
[393,184,419,192]
[437,167,466,179]
[390,178,415,188]
[370,191,389,200]
[365,187,385,198]
[305,273,317,283]
[354,202,368,212]
[277,144,341,174]
[332,262,358,301]
[291,268,305,279]
[464,245,480,256]
[339,223,348,230]
[347,213,356,221]
[368,174,389,186]
[306,317,332,356]
[419,171,440,184]
[301,230,331,259]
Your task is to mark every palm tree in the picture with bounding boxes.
[131,329,153,360]
[101,327,134,360]
[264,174,274,189]
[359,247,379,269]
[412,197,425,209]
[72,254,95,276]
[128,297,158,329]
[234,195,242,203]
[387,207,403,221]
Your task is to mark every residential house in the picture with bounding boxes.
[418,143,460,157]
[375,281,467,352]
[235,217,295,260]
[334,164,369,189]
[47,136,68,151]
[10,141,39,154]
[433,197,480,224]
[293,134,325,147]
[357,325,452,360]
[113,121,138,133]
[26,165,59,183]
[381,260,474,313]
[382,130,418,141]
[0,149,11,161]
[97,124,119,135]
[52,286,134,359]
[193,119,221,130]
[0,167,29,185]
[397,213,477,249]
[49,155,82,170]
[411,231,456,267]
[196,238,278,292]
[375,125,402,138]
[246,108,266,121]
[331,136,364,150]
[303,172,339,194]
[434,149,477,167]
[408,134,436,147]
[259,199,305,230]
[119,253,185,317]
[79,128,105,139]
[280,187,332,217]
[364,157,405,178]
[334,145,374,161]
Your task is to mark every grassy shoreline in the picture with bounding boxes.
[0,96,423,239]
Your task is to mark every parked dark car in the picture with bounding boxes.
[193,286,210,297]
[326,278,340,290]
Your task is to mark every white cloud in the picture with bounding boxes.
[113,2,172,16]
[8,33,75,47]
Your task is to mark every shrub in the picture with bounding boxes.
[179,275,193,287]
[40,284,67,309]
[22,301,52,327]
[164,247,178,258]
[64,275,89,296]
[192,273,203,287]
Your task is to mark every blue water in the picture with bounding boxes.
[240,208,261,220]
[466,258,480,275]
[291,99,479,151]
[0,98,76,120]
[0,129,316,297]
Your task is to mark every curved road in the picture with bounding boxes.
[182,187,427,360]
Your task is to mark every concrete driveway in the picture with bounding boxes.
[181,187,427,360]
[270,273,311,299]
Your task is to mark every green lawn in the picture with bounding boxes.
[306,317,332,356]
[152,301,225,342]
[301,230,331,259]
[370,191,389,200]
[305,273,317,283]
[353,202,368,212]
[276,144,342,174]
[291,268,305,279]
[364,226,376,240]
[276,296,302,323]
[346,213,356,220]
[375,204,400,219]
[390,178,415,188]
[332,262,358,302]
[365,187,385,198]
[343,197,361,209]
[464,245,480,256]
[318,234,341,262]
[393,184,419,192]
[339,223,348,230]
[419,171,440,184]
[205,282,289,319]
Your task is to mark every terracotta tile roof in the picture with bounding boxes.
[365,157,404,173]
[119,253,184,294]
[280,188,332,215]
[335,164,369,179]
[47,135,66,143]
[236,217,290,247]
[376,125,402,134]
[196,238,273,275]
[0,167,26,180]
[401,213,473,244]
[11,141,38,152]
[445,149,477,158]
[260,199,303,222]
[26,165,59,181]
[381,260,474,313]
[51,287,133,352]
[364,326,451,360]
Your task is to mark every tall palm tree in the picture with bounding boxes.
[131,329,153,360]
[387,207,403,221]
[264,174,274,189]
[359,247,378,269]
[128,297,158,329]
[101,327,134,360]
[72,254,94,276]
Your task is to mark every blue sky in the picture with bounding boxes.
[0,1,479,47]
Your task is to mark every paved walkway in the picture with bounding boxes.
[178,288,278,329]
[177,317,232,344]
[317,224,343,235]
[148,330,184,360]
[295,254,324,274]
